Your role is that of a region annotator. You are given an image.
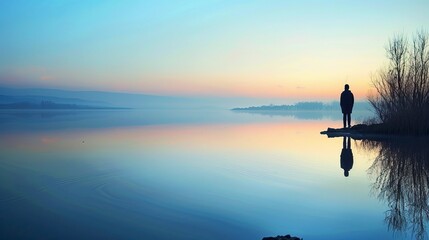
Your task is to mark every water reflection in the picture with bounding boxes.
[0,109,303,134]
[340,137,354,177]
[0,111,402,239]
[233,109,372,121]
[363,138,429,240]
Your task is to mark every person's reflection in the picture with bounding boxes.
[340,136,354,177]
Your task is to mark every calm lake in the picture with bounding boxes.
[0,109,426,240]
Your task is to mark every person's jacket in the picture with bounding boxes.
[340,90,354,114]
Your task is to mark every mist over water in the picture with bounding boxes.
[0,109,426,239]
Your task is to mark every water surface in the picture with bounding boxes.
[0,109,425,239]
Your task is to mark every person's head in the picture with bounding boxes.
[344,170,349,177]
[344,84,349,91]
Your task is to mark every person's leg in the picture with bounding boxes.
[347,113,351,128]
[347,136,351,149]
[343,114,346,128]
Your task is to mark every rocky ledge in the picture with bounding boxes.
[262,234,302,240]
[320,124,387,140]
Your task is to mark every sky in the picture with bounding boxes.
[0,0,428,101]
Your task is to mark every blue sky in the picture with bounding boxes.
[1,0,428,99]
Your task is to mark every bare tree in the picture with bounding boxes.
[369,31,429,135]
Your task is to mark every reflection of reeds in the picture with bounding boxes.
[362,138,429,240]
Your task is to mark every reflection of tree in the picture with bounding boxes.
[363,138,429,240]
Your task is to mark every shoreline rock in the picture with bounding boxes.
[320,124,389,140]
[262,234,302,240]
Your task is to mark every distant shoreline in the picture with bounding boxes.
[0,101,129,110]
[232,101,370,112]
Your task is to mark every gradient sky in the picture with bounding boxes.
[1,0,428,100]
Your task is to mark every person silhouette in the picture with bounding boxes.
[340,84,354,128]
[340,136,353,177]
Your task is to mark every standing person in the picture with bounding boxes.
[340,84,354,128]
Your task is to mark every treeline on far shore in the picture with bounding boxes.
[232,101,370,111]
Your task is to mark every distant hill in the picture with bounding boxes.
[0,87,185,109]
[0,87,302,109]
[0,87,264,109]
[0,101,126,110]
[232,101,372,111]
[0,94,106,106]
